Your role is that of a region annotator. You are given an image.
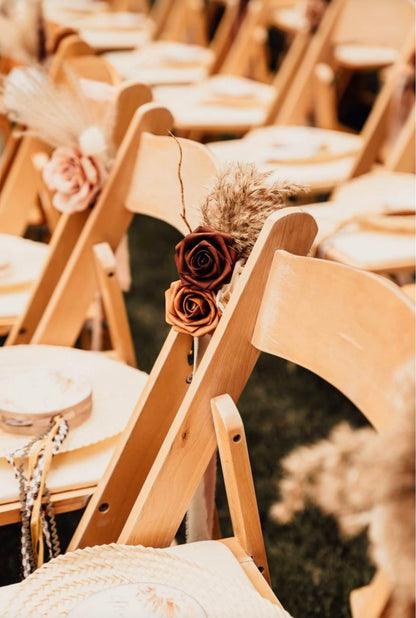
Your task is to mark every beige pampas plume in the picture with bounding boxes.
[1,66,116,166]
[270,362,415,618]
[200,162,300,260]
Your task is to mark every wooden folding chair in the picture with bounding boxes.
[68,211,413,617]
[0,108,217,528]
[276,0,415,126]
[103,0,240,87]
[208,34,415,196]
[6,104,217,349]
[0,73,151,338]
[150,0,312,136]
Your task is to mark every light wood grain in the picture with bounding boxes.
[93,242,137,367]
[252,250,415,430]
[212,394,271,583]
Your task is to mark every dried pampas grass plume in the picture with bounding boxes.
[1,66,116,167]
[270,362,415,618]
[201,162,300,260]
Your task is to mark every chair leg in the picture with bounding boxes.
[211,393,270,584]
[93,242,137,368]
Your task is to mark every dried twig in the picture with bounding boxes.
[169,131,192,234]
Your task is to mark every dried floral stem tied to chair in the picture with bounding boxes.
[165,151,299,341]
[1,65,117,213]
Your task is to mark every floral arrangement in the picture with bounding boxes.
[165,156,297,338]
[1,66,116,213]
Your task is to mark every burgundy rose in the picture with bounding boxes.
[165,280,221,337]
[175,226,238,291]
[42,145,106,214]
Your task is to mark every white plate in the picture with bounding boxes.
[210,77,255,99]
[0,368,91,416]
[0,253,11,279]
[266,141,324,162]
[161,44,204,65]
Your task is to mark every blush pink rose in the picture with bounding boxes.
[42,146,106,214]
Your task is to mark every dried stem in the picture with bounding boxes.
[170,131,192,234]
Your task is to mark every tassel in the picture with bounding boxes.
[7,415,68,577]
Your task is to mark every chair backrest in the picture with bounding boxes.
[220,0,310,86]
[5,82,152,347]
[125,131,217,232]
[159,0,239,71]
[159,0,210,47]
[252,250,415,430]
[7,104,217,347]
[332,0,415,49]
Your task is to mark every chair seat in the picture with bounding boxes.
[209,126,362,193]
[79,28,153,52]
[0,234,49,294]
[153,76,275,132]
[0,345,147,524]
[0,290,31,321]
[332,170,416,207]
[105,42,214,86]
[303,171,416,273]
[334,43,398,70]
[0,234,48,325]
[318,229,415,273]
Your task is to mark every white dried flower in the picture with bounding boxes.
[216,259,245,312]
[79,126,107,158]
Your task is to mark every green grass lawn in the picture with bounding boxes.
[0,214,374,615]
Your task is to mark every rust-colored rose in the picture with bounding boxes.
[175,226,238,291]
[42,146,106,214]
[165,280,221,337]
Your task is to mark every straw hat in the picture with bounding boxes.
[5,544,292,617]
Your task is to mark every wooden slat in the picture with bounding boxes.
[0,486,95,526]
[212,394,270,583]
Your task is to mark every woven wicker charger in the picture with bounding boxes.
[0,345,147,457]
[5,544,290,617]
